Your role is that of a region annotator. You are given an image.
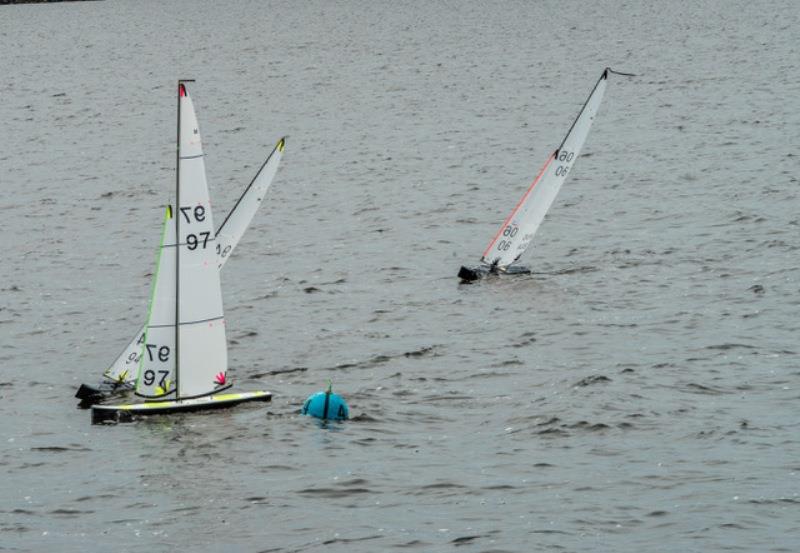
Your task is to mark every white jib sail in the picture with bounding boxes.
[102,138,285,387]
[106,329,145,387]
[175,83,228,399]
[214,137,285,269]
[481,70,608,269]
[135,205,177,398]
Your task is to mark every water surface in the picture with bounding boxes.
[1,1,798,551]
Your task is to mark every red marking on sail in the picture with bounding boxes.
[482,152,556,260]
[179,84,187,97]
[214,372,226,385]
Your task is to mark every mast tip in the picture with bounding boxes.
[605,68,637,78]
[177,79,196,96]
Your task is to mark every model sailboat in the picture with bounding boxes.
[92,81,271,422]
[77,93,285,405]
[458,68,632,281]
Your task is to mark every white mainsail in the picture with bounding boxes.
[174,83,228,398]
[135,205,177,398]
[89,81,275,420]
[102,134,284,387]
[481,69,609,269]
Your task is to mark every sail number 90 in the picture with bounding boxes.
[555,150,574,177]
[496,225,518,251]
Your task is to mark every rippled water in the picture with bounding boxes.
[1,1,799,551]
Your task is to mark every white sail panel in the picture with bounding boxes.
[176,230,227,398]
[135,206,177,398]
[214,137,285,268]
[176,84,228,399]
[103,325,145,386]
[100,123,284,390]
[179,84,203,159]
[482,72,608,269]
[178,321,228,397]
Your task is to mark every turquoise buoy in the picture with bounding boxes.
[302,382,349,421]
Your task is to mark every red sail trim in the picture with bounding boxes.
[179,83,187,97]
[481,152,556,260]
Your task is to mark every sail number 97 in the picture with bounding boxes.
[187,231,211,250]
[555,150,575,177]
[179,205,206,223]
[143,369,170,388]
[142,343,170,389]
[179,205,211,250]
[146,344,170,362]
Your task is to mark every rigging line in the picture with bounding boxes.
[215,136,286,235]
[606,68,637,77]
[167,383,233,401]
[135,389,178,400]
[556,69,607,155]
[149,315,224,329]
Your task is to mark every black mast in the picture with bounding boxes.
[175,79,194,400]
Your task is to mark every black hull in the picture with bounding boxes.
[458,264,531,281]
[75,381,132,409]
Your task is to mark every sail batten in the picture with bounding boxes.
[149,316,224,328]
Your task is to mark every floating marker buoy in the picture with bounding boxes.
[302,382,349,421]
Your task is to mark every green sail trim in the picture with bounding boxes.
[135,205,174,393]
